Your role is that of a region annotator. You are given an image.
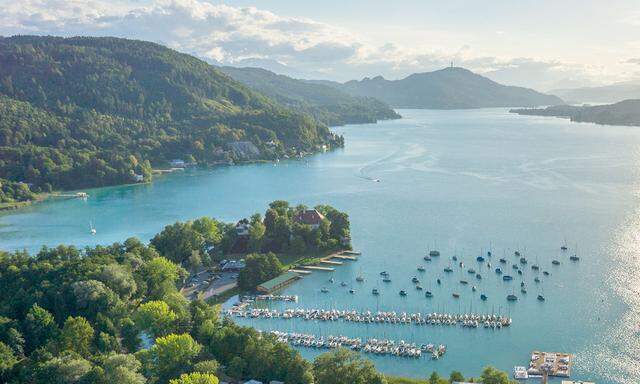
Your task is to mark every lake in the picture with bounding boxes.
[2,109,639,383]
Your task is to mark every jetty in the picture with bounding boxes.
[525,351,573,378]
[332,254,358,261]
[265,330,445,359]
[320,260,343,265]
[227,307,512,329]
[301,265,335,272]
[289,269,312,275]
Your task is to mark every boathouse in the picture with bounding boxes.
[257,271,301,294]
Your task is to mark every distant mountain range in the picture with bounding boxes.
[550,82,640,104]
[314,67,563,109]
[219,66,400,126]
[510,99,640,126]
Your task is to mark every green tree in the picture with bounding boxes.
[97,264,137,299]
[237,253,284,291]
[24,304,58,353]
[151,222,204,264]
[479,366,512,384]
[0,341,17,374]
[248,214,266,252]
[143,257,185,299]
[99,353,145,384]
[449,371,465,383]
[169,372,219,384]
[192,359,219,375]
[145,333,202,381]
[35,352,93,384]
[313,348,386,384]
[59,316,94,357]
[134,301,177,337]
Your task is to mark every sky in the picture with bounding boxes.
[1,0,640,91]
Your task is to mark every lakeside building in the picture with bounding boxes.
[170,159,186,167]
[257,271,301,294]
[293,208,326,230]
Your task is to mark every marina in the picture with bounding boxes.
[266,331,446,359]
[226,307,513,329]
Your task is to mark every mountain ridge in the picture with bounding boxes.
[323,67,563,109]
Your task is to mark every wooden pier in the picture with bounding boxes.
[289,269,312,275]
[331,255,357,261]
[301,265,335,272]
[320,260,343,265]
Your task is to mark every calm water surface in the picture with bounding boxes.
[2,109,640,383]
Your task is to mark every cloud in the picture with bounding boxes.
[0,0,628,89]
[626,58,640,65]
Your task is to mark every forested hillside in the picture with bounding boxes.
[511,99,640,126]
[0,36,342,200]
[220,66,400,126]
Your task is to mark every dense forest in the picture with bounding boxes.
[510,99,640,126]
[320,67,563,109]
[219,66,400,126]
[0,207,513,384]
[0,36,343,202]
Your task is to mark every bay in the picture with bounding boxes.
[2,108,639,383]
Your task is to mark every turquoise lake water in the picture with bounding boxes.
[2,109,640,383]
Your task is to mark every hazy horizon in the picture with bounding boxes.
[2,1,640,91]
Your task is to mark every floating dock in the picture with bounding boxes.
[526,351,573,378]
[302,265,335,272]
[332,255,358,260]
[289,269,312,275]
[320,260,343,265]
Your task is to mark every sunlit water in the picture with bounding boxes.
[2,109,640,382]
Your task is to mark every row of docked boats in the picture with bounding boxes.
[267,331,446,359]
[226,307,513,328]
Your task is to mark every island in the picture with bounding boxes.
[510,99,640,127]
[0,200,516,384]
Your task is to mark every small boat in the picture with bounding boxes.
[425,291,433,298]
[543,271,550,276]
[487,251,492,257]
[480,293,488,300]
[503,275,513,281]
[507,294,518,301]
[444,267,453,273]
[531,264,539,270]
[459,262,464,268]
[499,258,507,264]
[570,255,580,261]
[476,256,485,262]
[399,290,407,296]
[372,288,379,295]
[517,270,523,275]
[356,275,364,282]
[340,281,348,287]
[519,257,527,264]
[520,287,527,294]
[329,277,335,283]
[380,271,389,276]
[436,278,441,285]
[349,288,355,294]
[452,255,458,261]
[561,241,568,251]
[512,264,519,270]
[514,251,521,257]
[423,255,432,261]
[411,277,420,283]
[472,286,477,292]
[537,294,545,301]
[476,273,482,279]
[452,293,460,298]
[520,281,525,287]
[552,260,560,265]
[487,262,491,268]
[321,287,329,293]
[460,280,469,285]
[467,269,476,274]
[495,267,502,274]
[89,221,97,235]
[429,250,440,257]
[534,277,540,283]
[417,265,426,272]
[415,285,423,290]
[383,277,391,283]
